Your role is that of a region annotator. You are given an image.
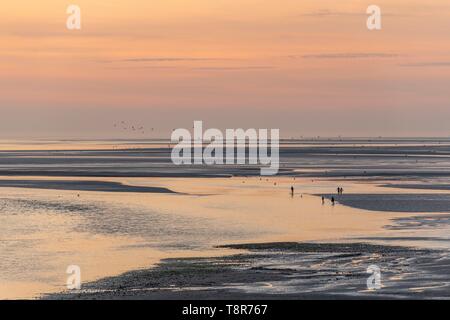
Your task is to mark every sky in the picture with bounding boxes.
[1,0,450,138]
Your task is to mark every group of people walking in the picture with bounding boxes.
[291,185,344,206]
[329,187,344,205]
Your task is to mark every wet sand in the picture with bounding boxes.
[2,138,450,299]
[0,179,176,193]
[47,242,450,300]
[1,138,450,179]
[1,176,405,299]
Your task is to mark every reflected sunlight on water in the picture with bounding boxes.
[1,139,450,298]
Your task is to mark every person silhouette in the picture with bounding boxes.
[331,197,335,205]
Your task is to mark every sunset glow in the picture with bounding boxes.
[1,1,450,136]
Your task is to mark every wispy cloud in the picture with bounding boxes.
[121,57,227,63]
[301,53,400,59]
[192,66,273,71]
[97,57,234,64]
[103,65,273,71]
[299,9,364,18]
[299,9,401,18]
[399,62,450,67]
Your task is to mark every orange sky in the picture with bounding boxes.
[1,1,450,137]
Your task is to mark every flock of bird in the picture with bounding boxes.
[113,121,155,135]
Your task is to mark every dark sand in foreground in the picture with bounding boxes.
[47,242,450,300]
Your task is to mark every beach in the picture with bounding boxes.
[47,242,450,300]
[4,0,450,305]
[1,138,450,299]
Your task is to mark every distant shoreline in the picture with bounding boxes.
[1,138,450,179]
